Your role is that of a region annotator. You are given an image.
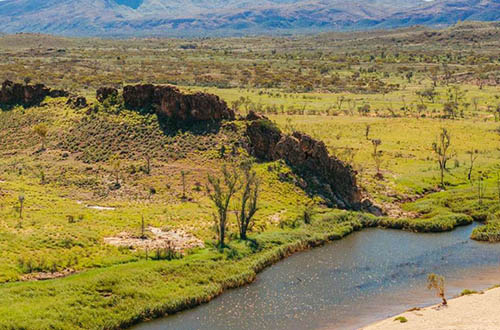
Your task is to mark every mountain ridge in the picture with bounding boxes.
[0,0,499,36]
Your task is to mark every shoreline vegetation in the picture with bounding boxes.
[0,210,475,330]
[363,285,500,330]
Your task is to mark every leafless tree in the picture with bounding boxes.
[235,166,259,240]
[206,165,240,248]
[371,139,383,179]
[432,128,454,189]
[466,149,479,182]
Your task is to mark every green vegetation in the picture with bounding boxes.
[394,316,408,323]
[460,289,478,296]
[0,22,499,329]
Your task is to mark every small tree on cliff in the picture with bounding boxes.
[236,164,259,240]
[432,128,454,189]
[206,165,240,248]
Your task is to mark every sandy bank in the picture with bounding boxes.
[363,286,500,330]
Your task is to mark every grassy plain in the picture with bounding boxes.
[0,22,499,329]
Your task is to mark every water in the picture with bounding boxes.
[133,224,500,330]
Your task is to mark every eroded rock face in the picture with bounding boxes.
[96,87,118,103]
[0,80,69,108]
[246,117,362,210]
[123,84,234,122]
[246,119,282,161]
[275,131,361,209]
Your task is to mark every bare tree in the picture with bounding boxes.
[236,166,259,240]
[365,124,371,140]
[466,149,479,182]
[144,154,151,175]
[432,128,454,189]
[371,139,383,179]
[140,215,146,239]
[181,170,188,200]
[18,193,25,220]
[427,273,447,305]
[478,173,486,206]
[206,165,240,248]
[109,154,121,187]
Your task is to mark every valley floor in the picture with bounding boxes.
[363,286,500,330]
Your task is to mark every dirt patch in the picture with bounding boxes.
[86,205,116,210]
[104,226,204,253]
[21,269,77,281]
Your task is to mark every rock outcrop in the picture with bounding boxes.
[246,115,362,210]
[66,96,88,108]
[0,80,69,108]
[123,84,234,122]
[96,87,118,103]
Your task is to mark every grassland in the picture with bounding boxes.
[0,22,500,329]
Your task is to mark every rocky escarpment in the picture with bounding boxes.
[246,113,365,210]
[0,80,69,108]
[122,84,234,122]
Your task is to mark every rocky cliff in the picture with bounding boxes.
[0,80,69,108]
[123,84,234,122]
[246,114,363,210]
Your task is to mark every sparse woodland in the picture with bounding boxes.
[0,22,499,329]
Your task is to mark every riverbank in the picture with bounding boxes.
[0,210,476,329]
[363,286,500,330]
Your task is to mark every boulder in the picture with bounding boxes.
[123,84,234,122]
[96,87,118,103]
[66,96,87,108]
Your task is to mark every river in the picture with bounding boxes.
[133,223,500,330]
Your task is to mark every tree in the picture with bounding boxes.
[432,128,454,189]
[109,154,121,188]
[466,149,479,182]
[235,166,259,240]
[33,123,48,151]
[358,104,371,116]
[140,215,146,239]
[180,170,188,200]
[144,154,151,175]
[427,273,447,305]
[206,165,240,248]
[18,193,25,220]
[365,124,371,140]
[371,139,383,179]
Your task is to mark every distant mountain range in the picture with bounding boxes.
[0,0,499,36]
